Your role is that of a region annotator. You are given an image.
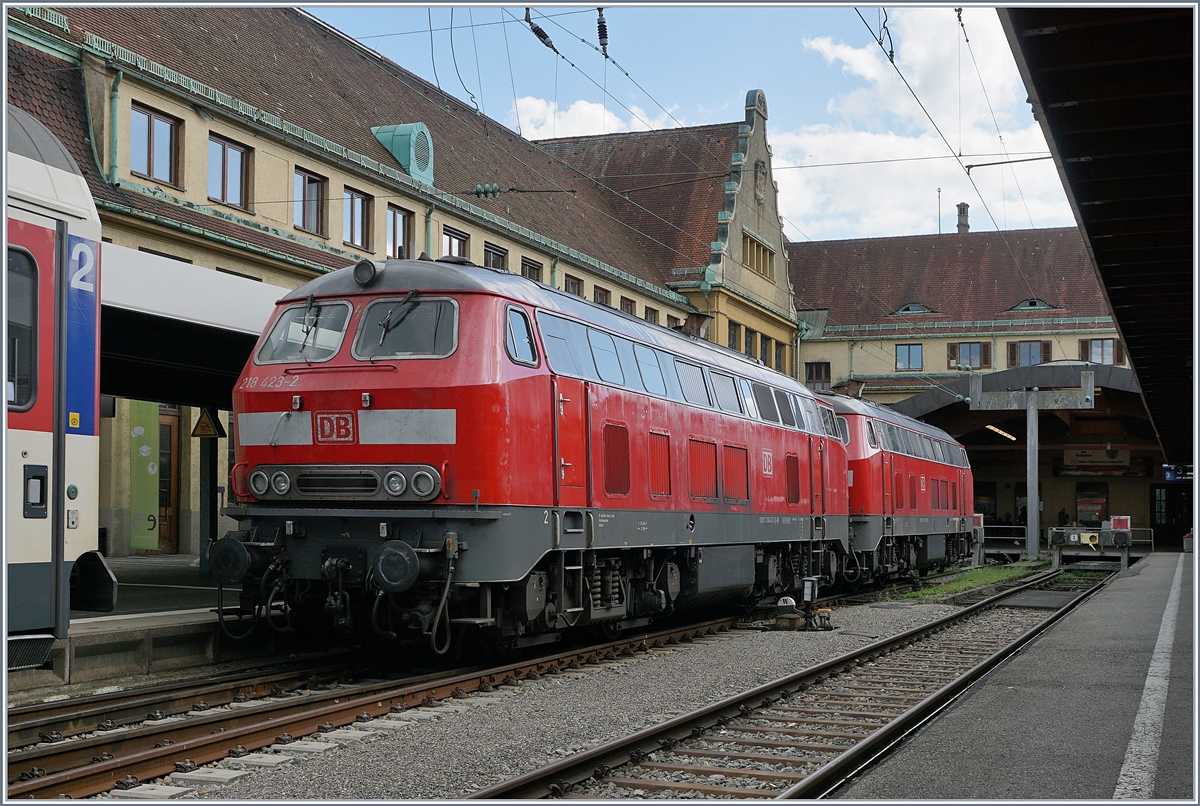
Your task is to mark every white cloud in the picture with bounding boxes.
[511,96,681,140]
[777,7,1073,241]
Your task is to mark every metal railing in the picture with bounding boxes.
[981,525,1028,557]
[1130,527,1155,553]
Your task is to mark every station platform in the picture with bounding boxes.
[836,550,1194,800]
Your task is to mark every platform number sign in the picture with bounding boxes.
[65,236,99,437]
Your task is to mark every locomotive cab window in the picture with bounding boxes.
[257,299,351,364]
[505,307,538,366]
[7,248,37,409]
[353,296,458,360]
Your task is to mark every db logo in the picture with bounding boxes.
[315,412,355,443]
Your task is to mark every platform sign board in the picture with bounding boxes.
[1163,465,1193,482]
[129,400,160,550]
[191,408,227,439]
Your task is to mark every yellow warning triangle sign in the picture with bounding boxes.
[191,408,227,439]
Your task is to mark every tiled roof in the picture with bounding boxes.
[537,123,740,275]
[787,228,1114,335]
[13,7,669,291]
[7,40,347,275]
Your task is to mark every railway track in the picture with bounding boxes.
[6,617,742,799]
[468,568,1110,799]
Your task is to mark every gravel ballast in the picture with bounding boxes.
[177,602,960,800]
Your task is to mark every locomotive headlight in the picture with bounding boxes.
[249,470,270,497]
[270,471,292,495]
[411,470,435,498]
[384,471,407,496]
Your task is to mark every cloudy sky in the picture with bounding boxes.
[304,4,1075,243]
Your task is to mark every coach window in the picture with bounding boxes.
[711,373,742,414]
[7,249,37,409]
[257,300,351,364]
[588,330,624,385]
[294,168,326,235]
[354,297,458,360]
[675,360,711,407]
[207,136,248,208]
[505,307,537,366]
[130,104,178,185]
[634,345,667,395]
[752,382,780,423]
[387,205,413,259]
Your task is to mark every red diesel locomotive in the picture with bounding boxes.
[214,255,970,653]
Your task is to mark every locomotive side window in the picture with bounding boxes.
[537,313,598,380]
[751,382,779,423]
[711,373,742,414]
[588,329,624,385]
[634,345,667,396]
[773,389,796,427]
[865,420,878,449]
[736,378,759,419]
[257,299,351,364]
[612,336,645,393]
[7,249,36,409]
[836,416,850,445]
[505,307,537,365]
[922,436,937,461]
[675,360,711,407]
[799,396,821,435]
[353,297,457,360]
[819,406,838,438]
[656,351,686,402]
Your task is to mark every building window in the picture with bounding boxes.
[1008,340,1051,368]
[342,188,371,249]
[387,205,412,259]
[593,286,611,306]
[742,232,774,280]
[483,242,508,270]
[775,342,786,372]
[644,306,659,325]
[1080,338,1123,365]
[293,168,326,234]
[667,315,681,330]
[948,341,991,370]
[521,258,542,283]
[620,297,636,316]
[728,321,742,351]
[744,329,758,359]
[207,136,247,207]
[442,225,468,258]
[805,362,830,392]
[896,343,923,371]
[564,274,583,297]
[130,105,178,185]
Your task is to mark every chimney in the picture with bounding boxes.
[956,202,970,234]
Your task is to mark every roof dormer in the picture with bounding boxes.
[894,302,933,315]
[1010,297,1055,312]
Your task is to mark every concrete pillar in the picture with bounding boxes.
[1026,388,1040,560]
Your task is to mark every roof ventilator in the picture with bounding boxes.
[372,123,434,186]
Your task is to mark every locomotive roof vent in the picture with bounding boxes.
[354,259,383,287]
[435,255,476,267]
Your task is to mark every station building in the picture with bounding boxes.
[786,220,1185,547]
[6,7,802,558]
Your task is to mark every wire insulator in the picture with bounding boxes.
[525,7,558,54]
[597,8,609,58]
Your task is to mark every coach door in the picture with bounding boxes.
[554,376,588,508]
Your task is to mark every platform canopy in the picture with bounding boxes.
[999,8,1194,465]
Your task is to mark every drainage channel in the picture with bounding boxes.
[469,569,1110,799]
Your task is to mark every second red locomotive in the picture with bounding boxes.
[213,255,973,653]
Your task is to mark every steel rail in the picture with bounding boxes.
[6,616,740,799]
[467,569,1063,799]
[7,659,357,750]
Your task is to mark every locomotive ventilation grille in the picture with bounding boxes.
[248,464,441,503]
[8,635,54,671]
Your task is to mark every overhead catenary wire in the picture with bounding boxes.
[448,8,479,114]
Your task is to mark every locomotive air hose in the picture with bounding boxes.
[429,558,455,656]
[216,578,258,640]
[371,587,397,640]
[265,579,294,634]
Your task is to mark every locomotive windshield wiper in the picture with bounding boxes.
[297,294,318,362]
[376,289,419,348]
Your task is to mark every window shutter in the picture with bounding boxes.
[1007,342,1018,368]
[1041,341,1052,364]
[980,342,991,369]
[1114,341,1124,365]
[947,342,958,370]
[1079,339,1090,361]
